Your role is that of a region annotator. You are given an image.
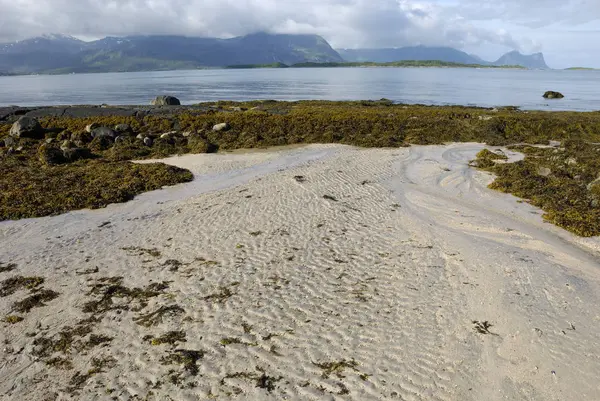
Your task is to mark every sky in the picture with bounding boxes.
[0,0,599,68]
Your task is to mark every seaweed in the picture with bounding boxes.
[146,330,187,346]
[313,359,359,379]
[160,349,204,375]
[0,276,44,297]
[13,289,60,313]
[134,305,185,327]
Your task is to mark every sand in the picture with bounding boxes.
[0,143,599,401]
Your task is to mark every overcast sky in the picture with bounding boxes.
[0,0,599,68]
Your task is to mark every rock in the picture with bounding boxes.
[89,136,113,151]
[71,131,93,146]
[15,146,23,153]
[90,126,117,139]
[45,138,55,144]
[136,134,144,140]
[549,140,561,147]
[143,137,153,146]
[114,124,132,134]
[10,116,45,139]
[543,91,564,99]
[212,123,231,132]
[3,136,16,148]
[63,147,93,163]
[114,136,128,144]
[38,143,66,166]
[537,167,552,177]
[60,140,74,151]
[566,157,577,165]
[151,96,181,106]
[160,131,177,139]
[85,123,100,133]
[182,131,193,137]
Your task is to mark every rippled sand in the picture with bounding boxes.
[1,143,599,400]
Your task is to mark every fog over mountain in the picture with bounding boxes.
[0,0,598,68]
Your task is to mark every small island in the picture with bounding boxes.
[226,60,526,69]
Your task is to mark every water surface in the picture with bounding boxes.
[0,68,598,111]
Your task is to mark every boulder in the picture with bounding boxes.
[90,126,117,139]
[63,147,93,163]
[212,123,231,132]
[151,96,181,106]
[114,124,132,134]
[10,116,45,139]
[71,131,93,146]
[89,135,113,151]
[38,143,66,166]
[543,91,564,99]
[143,137,154,146]
[85,123,101,133]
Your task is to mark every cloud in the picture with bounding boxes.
[0,0,534,52]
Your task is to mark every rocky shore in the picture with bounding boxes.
[1,100,599,235]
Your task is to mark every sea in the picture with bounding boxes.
[0,67,599,111]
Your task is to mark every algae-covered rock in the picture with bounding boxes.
[38,143,66,166]
[151,96,180,106]
[543,91,564,99]
[62,147,93,163]
[90,126,117,139]
[71,131,93,146]
[10,116,45,139]
[212,123,231,132]
[89,135,113,151]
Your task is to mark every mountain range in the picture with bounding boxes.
[337,47,548,69]
[0,33,549,74]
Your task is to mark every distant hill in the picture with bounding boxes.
[338,46,549,69]
[0,32,343,74]
[493,51,548,69]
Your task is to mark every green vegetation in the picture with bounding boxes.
[221,60,526,69]
[2,100,600,236]
[292,60,525,69]
[473,141,600,236]
[226,62,289,69]
[565,67,598,71]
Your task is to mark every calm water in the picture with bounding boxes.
[0,68,599,111]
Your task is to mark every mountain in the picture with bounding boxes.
[493,51,548,69]
[338,46,549,69]
[338,46,482,65]
[0,32,343,74]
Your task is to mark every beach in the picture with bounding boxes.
[1,143,599,400]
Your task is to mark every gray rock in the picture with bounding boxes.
[151,96,181,106]
[114,124,132,134]
[212,123,231,132]
[182,131,193,137]
[114,136,128,144]
[543,91,564,99]
[10,116,45,139]
[3,136,16,148]
[136,134,144,140]
[143,137,153,146]
[45,138,55,144]
[90,126,117,139]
